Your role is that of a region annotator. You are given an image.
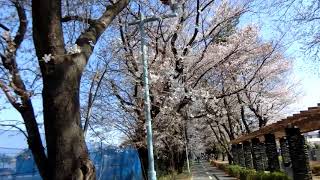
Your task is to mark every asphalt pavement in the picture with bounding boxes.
[191,161,237,180]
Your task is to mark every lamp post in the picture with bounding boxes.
[128,2,180,180]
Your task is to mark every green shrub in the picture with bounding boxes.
[250,171,290,180]
[271,172,291,180]
[254,171,270,180]
[240,169,255,180]
[227,165,243,178]
[214,164,290,180]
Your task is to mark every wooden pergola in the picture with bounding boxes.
[229,104,320,180]
[231,104,320,144]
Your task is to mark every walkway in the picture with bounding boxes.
[191,161,236,180]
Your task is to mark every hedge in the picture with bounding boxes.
[211,161,290,180]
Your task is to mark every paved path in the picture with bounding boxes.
[191,161,237,180]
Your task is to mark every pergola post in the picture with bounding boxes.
[237,144,245,167]
[251,138,264,171]
[243,141,253,169]
[286,127,312,180]
[231,144,239,165]
[279,137,291,167]
[264,133,280,172]
[260,142,268,170]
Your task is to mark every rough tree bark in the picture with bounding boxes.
[30,0,129,179]
[0,1,48,178]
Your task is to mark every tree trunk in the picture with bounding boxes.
[42,60,95,180]
[175,150,185,173]
[236,93,250,133]
[137,147,148,180]
[170,150,175,173]
[223,97,235,140]
[30,0,129,178]
[227,154,232,165]
[20,101,48,179]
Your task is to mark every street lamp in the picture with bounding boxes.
[128,1,181,180]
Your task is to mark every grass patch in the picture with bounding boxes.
[158,171,192,180]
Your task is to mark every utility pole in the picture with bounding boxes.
[140,13,157,180]
[128,2,181,180]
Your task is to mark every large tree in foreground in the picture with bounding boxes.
[0,0,131,179]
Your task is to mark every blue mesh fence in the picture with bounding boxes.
[0,147,143,180]
[93,147,143,180]
[0,130,143,180]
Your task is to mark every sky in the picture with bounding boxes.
[290,58,320,111]
[238,1,320,115]
[1,0,320,150]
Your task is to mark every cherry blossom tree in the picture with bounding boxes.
[256,0,320,61]
[0,0,130,179]
[92,0,295,173]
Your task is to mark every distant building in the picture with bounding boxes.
[304,130,320,145]
[304,130,320,161]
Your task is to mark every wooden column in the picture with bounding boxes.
[286,127,312,180]
[231,144,239,165]
[243,141,253,169]
[237,144,245,167]
[251,138,264,171]
[264,133,280,172]
[279,137,291,167]
[260,141,268,170]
